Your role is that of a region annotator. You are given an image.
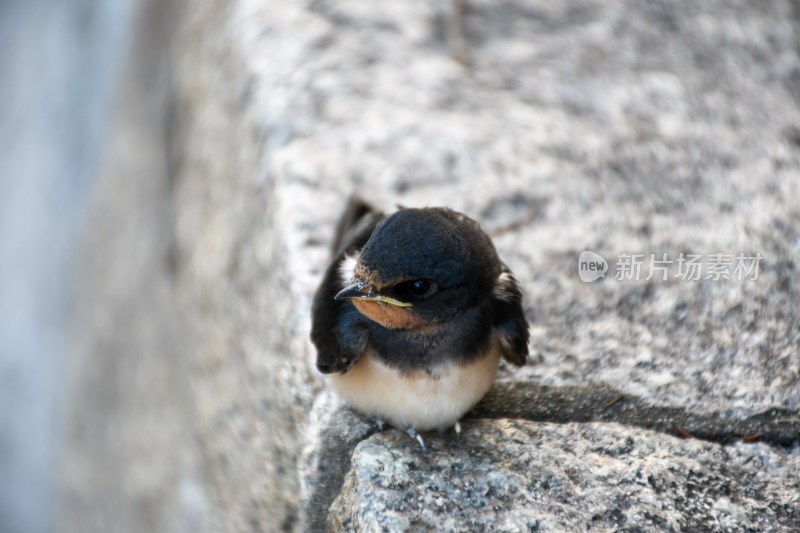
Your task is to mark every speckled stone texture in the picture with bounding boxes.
[330,420,800,532]
[79,0,800,531]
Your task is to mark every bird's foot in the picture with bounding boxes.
[374,418,385,431]
[404,427,426,451]
[454,421,462,436]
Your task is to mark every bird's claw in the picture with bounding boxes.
[454,421,461,436]
[375,418,385,431]
[405,427,426,451]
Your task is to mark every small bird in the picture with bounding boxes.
[311,199,529,448]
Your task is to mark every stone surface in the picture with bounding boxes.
[170,0,800,531]
[57,2,213,533]
[298,391,380,532]
[330,419,800,532]
[59,0,800,531]
[0,1,135,531]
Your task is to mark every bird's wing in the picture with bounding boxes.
[311,198,384,374]
[491,267,529,366]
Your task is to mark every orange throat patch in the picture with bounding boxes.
[352,299,424,329]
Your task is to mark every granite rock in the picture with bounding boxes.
[61,0,800,531]
[330,420,800,532]
[169,0,800,530]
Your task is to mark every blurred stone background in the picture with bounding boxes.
[2,0,799,532]
[0,1,136,532]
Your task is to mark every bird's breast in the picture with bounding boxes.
[329,337,501,431]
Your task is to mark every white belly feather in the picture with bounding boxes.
[330,342,501,431]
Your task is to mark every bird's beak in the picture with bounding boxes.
[334,278,413,307]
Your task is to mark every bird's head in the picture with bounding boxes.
[335,207,502,330]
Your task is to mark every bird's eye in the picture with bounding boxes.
[408,279,431,297]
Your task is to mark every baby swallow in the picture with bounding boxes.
[311,200,529,448]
